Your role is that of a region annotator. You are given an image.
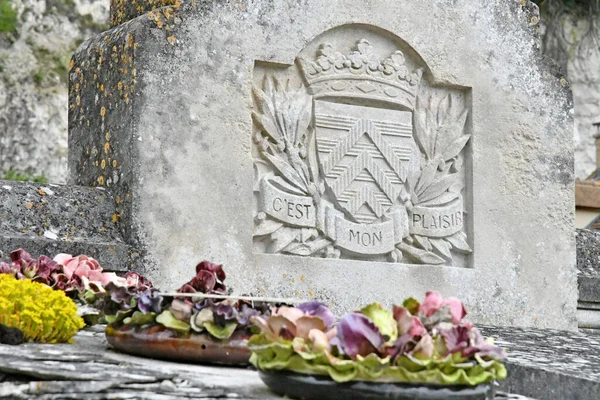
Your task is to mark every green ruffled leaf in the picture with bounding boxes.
[156,310,190,334]
[360,303,398,343]
[249,333,506,386]
[204,321,237,340]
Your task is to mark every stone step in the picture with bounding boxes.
[480,325,600,400]
[0,181,134,271]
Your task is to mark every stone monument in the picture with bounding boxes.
[69,0,576,329]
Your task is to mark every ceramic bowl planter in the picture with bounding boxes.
[105,323,252,365]
[258,370,495,400]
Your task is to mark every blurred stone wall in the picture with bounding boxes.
[0,0,109,184]
[541,10,600,179]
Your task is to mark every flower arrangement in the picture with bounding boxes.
[0,249,146,297]
[106,261,271,341]
[249,292,506,386]
[0,274,85,343]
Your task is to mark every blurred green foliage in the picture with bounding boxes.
[2,169,49,183]
[0,0,17,34]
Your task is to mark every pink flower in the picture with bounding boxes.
[418,291,466,325]
[419,291,444,317]
[53,254,125,289]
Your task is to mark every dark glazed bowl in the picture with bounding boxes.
[258,370,495,400]
[105,324,252,365]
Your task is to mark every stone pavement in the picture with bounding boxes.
[0,326,543,400]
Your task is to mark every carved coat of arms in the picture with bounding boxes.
[252,39,472,265]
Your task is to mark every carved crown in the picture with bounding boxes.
[298,39,423,110]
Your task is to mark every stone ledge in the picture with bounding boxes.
[0,181,134,271]
[480,325,600,400]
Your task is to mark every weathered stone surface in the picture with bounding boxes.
[539,8,600,179]
[0,180,133,271]
[69,0,575,328]
[480,325,600,400]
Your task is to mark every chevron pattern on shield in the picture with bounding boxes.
[315,102,416,224]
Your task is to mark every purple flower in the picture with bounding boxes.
[336,313,385,359]
[297,301,335,330]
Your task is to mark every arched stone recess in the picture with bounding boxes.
[252,24,473,268]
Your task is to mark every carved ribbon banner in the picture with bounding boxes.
[259,176,464,255]
[260,178,316,228]
[410,199,464,238]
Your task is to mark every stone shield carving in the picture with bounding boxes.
[252,35,472,266]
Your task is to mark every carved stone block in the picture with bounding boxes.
[69,0,576,329]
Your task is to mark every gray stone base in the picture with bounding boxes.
[0,181,135,271]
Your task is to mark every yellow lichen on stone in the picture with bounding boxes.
[101,160,106,169]
[104,142,111,154]
[97,176,105,186]
[112,213,120,223]
[100,106,106,117]
[167,35,177,45]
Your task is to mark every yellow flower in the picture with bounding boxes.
[0,275,85,343]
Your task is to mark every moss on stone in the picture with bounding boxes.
[2,169,48,183]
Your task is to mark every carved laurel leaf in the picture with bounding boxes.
[417,191,459,207]
[414,159,439,196]
[262,151,308,193]
[397,243,445,265]
[269,226,300,253]
[252,111,281,144]
[413,235,432,251]
[413,107,433,160]
[442,134,471,162]
[254,218,284,237]
[446,231,473,254]
[436,95,451,129]
[283,238,331,256]
[429,238,452,259]
[434,108,469,158]
[417,173,459,204]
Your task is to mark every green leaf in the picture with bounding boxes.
[105,309,133,325]
[402,298,420,315]
[156,310,190,334]
[204,321,238,340]
[130,311,156,326]
[360,303,398,343]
